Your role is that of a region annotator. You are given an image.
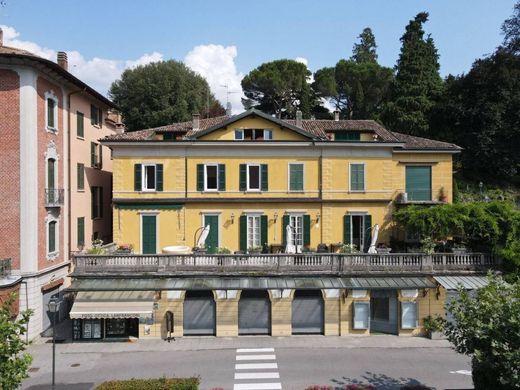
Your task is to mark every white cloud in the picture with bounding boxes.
[295,57,308,67]
[1,24,163,95]
[185,44,245,114]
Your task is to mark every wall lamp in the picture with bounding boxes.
[316,212,321,224]
[273,212,278,223]
[230,212,235,224]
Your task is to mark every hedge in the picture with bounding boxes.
[95,377,199,390]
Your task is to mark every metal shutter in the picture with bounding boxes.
[239,290,270,335]
[292,290,324,334]
[183,291,216,336]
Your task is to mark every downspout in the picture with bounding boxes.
[67,88,85,260]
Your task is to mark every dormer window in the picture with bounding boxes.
[234,129,273,141]
[335,131,361,141]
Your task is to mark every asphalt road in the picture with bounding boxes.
[22,337,473,390]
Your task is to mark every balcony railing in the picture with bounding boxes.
[72,252,496,275]
[45,189,64,207]
[0,258,12,277]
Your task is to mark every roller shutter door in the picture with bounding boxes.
[292,290,324,334]
[183,291,215,336]
[239,290,270,335]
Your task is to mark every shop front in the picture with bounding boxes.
[70,291,154,340]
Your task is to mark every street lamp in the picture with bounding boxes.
[47,297,60,389]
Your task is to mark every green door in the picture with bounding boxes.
[406,166,432,201]
[203,215,219,254]
[142,215,157,254]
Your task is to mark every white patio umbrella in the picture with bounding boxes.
[197,225,211,248]
[285,225,296,254]
[367,224,380,254]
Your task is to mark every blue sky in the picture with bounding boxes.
[1,0,515,110]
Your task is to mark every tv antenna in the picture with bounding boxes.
[220,84,239,106]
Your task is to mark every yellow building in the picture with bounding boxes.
[68,109,494,341]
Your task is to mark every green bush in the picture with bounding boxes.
[95,377,199,390]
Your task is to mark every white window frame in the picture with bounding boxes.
[139,212,159,255]
[246,214,262,249]
[246,163,261,191]
[45,142,59,191]
[349,162,366,192]
[204,163,219,192]
[347,212,368,252]
[288,163,304,192]
[264,129,273,140]
[234,129,244,140]
[141,164,157,192]
[45,212,60,260]
[288,213,304,251]
[45,91,59,133]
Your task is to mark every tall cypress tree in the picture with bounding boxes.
[351,27,378,64]
[382,12,443,136]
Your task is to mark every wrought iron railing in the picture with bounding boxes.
[45,189,64,207]
[73,252,496,275]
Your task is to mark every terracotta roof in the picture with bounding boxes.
[390,131,461,150]
[0,45,40,57]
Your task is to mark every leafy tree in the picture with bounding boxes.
[312,60,393,119]
[382,12,443,136]
[109,60,223,131]
[241,59,312,118]
[443,275,520,389]
[502,0,520,54]
[351,27,378,64]
[0,293,33,390]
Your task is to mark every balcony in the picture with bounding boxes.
[72,252,496,276]
[45,188,64,207]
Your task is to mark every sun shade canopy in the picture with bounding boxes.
[69,291,155,319]
[434,275,489,290]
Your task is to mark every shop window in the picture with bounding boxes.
[353,301,370,329]
[401,301,417,329]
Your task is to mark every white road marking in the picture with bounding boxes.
[450,370,472,376]
[237,348,275,353]
[235,372,280,379]
[235,363,278,370]
[236,354,276,361]
[233,383,282,390]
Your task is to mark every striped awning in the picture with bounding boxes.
[434,275,489,290]
[68,276,435,291]
[69,291,154,319]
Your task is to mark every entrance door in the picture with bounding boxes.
[203,215,219,254]
[289,215,303,253]
[141,215,157,254]
[183,291,216,335]
[292,290,324,334]
[239,290,270,335]
[370,289,398,334]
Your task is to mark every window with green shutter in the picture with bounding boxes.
[218,164,226,191]
[47,98,56,129]
[239,215,247,252]
[48,221,57,253]
[91,104,100,126]
[406,166,432,201]
[350,163,365,191]
[90,142,97,167]
[289,163,304,191]
[303,215,311,246]
[239,164,247,191]
[77,111,84,138]
[261,164,268,191]
[77,217,85,247]
[196,164,204,191]
[156,164,163,191]
[134,164,142,191]
[335,131,360,141]
[77,163,84,190]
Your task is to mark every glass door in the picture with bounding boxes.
[289,215,303,253]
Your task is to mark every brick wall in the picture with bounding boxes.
[0,69,21,269]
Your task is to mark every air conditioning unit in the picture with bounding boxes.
[396,192,408,204]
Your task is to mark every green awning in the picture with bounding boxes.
[434,275,489,290]
[68,276,434,291]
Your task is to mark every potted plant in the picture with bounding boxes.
[248,245,262,254]
[452,243,467,254]
[115,244,133,254]
[438,187,448,203]
[339,244,359,254]
[86,239,106,255]
[420,237,436,255]
[216,247,231,254]
[376,243,392,254]
[422,315,444,339]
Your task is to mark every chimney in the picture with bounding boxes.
[296,110,303,128]
[226,102,232,117]
[192,113,200,131]
[0,28,3,47]
[57,51,68,71]
[334,110,340,121]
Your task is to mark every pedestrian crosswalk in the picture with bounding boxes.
[233,348,282,390]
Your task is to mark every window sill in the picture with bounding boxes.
[202,190,220,193]
[77,189,85,192]
[288,190,305,193]
[92,217,103,221]
[46,127,59,134]
[76,136,85,141]
[245,189,262,193]
[349,190,366,194]
[47,251,59,261]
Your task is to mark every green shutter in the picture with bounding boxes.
[336,131,360,141]
[363,214,372,252]
[197,164,204,191]
[47,99,55,128]
[343,215,351,244]
[239,215,247,252]
[406,166,432,201]
[98,144,103,169]
[218,164,226,191]
[48,221,56,253]
[290,164,303,191]
[99,187,103,218]
[98,108,103,128]
[77,217,85,247]
[91,187,97,219]
[261,164,268,191]
[261,215,268,247]
[239,164,247,191]
[90,104,96,125]
[303,215,311,246]
[142,215,157,254]
[77,163,84,190]
[350,164,365,191]
[47,159,55,189]
[134,164,142,191]
[77,112,84,138]
[90,142,96,167]
[156,164,163,191]
[282,215,289,246]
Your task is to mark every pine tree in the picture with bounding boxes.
[382,12,443,136]
[351,27,378,64]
